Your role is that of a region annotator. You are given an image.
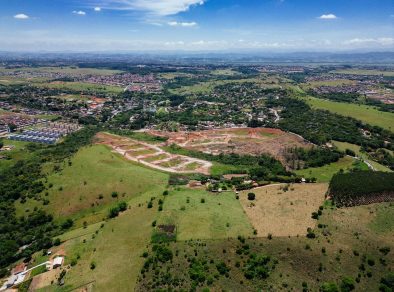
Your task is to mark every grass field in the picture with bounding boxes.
[157,188,254,240]
[240,183,327,237]
[302,96,394,131]
[294,156,364,182]
[332,140,392,172]
[303,79,356,88]
[333,69,394,77]
[15,144,169,224]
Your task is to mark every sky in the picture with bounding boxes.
[0,0,393,52]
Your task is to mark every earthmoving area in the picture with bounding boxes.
[148,127,311,167]
[95,132,212,174]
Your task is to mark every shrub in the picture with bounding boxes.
[247,193,256,201]
[90,261,96,270]
[111,192,118,198]
[340,276,355,292]
[108,207,120,218]
[53,238,61,246]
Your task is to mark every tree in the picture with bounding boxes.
[0,140,3,149]
[340,276,355,292]
[320,282,339,292]
[247,193,256,201]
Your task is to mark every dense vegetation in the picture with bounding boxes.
[267,97,393,150]
[329,171,394,207]
[0,127,98,270]
[284,147,343,170]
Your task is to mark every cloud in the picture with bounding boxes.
[97,0,205,16]
[319,14,337,20]
[94,7,102,12]
[343,37,394,46]
[168,21,197,27]
[14,14,29,20]
[73,10,86,15]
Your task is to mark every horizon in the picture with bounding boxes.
[1,0,393,52]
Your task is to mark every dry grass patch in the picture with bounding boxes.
[240,183,328,237]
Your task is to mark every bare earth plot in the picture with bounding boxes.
[149,127,311,167]
[95,132,212,174]
[240,183,328,237]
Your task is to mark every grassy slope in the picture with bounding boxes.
[15,144,169,225]
[157,188,254,240]
[301,96,394,131]
[332,140,392,172]
[294,156,360,182]
[137,202,394,291]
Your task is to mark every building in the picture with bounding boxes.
[52,257,64,269]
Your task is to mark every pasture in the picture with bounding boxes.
[294,156,364,182]
[137,200,394,291]
[157,188,254,240]
[240,183,328,237]
[36,81,123,94]
[15,144,169,223]
[303,96,394,131]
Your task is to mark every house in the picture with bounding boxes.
[12,263,26,275]
[52,257,64,269]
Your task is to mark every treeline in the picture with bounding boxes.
[0,126,98,270]
[284,147,343,170]
[267,97,394,150]
[329,171,394,207]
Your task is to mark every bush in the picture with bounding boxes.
[108,207,120,218]
[111,192,118,198]
[340,276,355,292]
[90,261,96,270]
[320,282,339,292]
[247,193,256,201]
[53,238,61,246]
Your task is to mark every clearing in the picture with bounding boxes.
[95,132,212,174]
[149,127,311,168]
[240,183,328,237]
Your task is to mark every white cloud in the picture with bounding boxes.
[14,14,29,20]
[94,7,102,12]
[319,14,337,20]
[168,21,197,27]
[343,37,394,46]
[97,0,205,16]
[73,10,86,15]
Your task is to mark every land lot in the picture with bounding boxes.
[150,127,311,168]
[95,132,212,174]
[157,188,254,240]
[240,183,328,237]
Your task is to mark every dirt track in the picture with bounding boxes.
[95,132,212,175]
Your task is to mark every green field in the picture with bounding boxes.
[332,140,392,172]
[45,188,165,292]
[15,144,169,224]
[302,96,394,131]
[333,69,394,77]
[294,156,364,182]
[157,188,254,240]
